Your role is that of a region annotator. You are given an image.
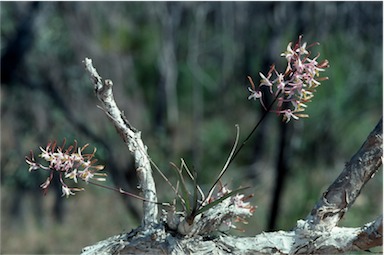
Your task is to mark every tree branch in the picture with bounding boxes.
[82,215,382,254]
[306,118,382,231]
[353,214,383,250]
[83,58,158,228]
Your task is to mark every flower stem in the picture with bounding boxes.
[86,180,167,205]
[231,91,282,164]
[204,91,281,205]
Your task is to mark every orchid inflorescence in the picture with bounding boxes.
[248,35,329,122]
[25,139,107,197]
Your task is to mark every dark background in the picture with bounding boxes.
[1,2,382,254]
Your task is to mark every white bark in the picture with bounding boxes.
[81,215,382,254]
[82,58,382,254]
[83,58,158,228]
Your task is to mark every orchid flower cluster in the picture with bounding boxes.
[248,35,329,122]
[25,140,107,197]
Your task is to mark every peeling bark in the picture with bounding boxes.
[83,58,158,228]
[306,119,382,231]
[82,215,382,254]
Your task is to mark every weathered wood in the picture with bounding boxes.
[84,58,158,228]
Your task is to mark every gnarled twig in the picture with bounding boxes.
[83,58,158,228]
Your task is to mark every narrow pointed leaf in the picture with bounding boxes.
[195,187,249,216]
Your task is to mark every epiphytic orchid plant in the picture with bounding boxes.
[162,36,329,235]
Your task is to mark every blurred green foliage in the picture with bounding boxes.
[1,2,382,254]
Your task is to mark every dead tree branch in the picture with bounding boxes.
[83,58,158,228]
[306,118,382,231]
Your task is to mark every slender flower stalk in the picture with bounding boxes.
[248,35,329,122]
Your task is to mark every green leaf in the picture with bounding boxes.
[171,161,191,214]
[192,169,199,213]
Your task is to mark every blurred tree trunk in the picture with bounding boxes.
[1,2,39,85]
[268,2,305,231]
[187,3,212,173]
[154,2,182,156]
